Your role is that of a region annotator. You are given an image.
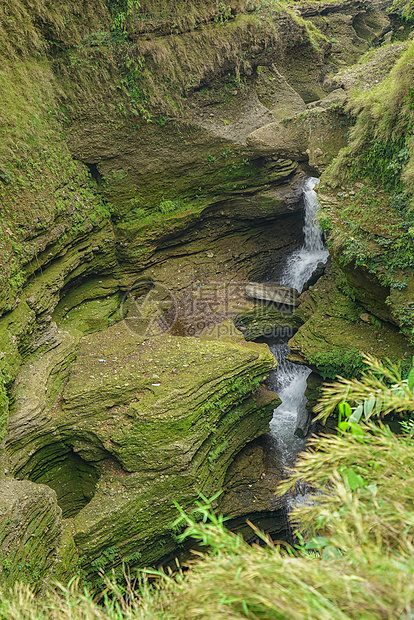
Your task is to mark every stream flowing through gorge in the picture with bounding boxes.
[269,177,329,474]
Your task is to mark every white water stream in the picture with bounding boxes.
[280,177,329,293]
[270,177,328,471]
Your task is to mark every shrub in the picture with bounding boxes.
[308,347,364,380]
[158,199,179,214]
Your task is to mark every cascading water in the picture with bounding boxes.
[270,177,328,471]
[280,177,329,294]
[268,343,310,470]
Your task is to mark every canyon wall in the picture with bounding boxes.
[1,0,411,589]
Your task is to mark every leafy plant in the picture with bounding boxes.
[214,2,232,24]
[352,137,409,192]
[313,352,414,424]
[108,0,141,35]
[391,0,414,22]
[158,199,179,214]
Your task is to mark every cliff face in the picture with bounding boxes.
[0,0,405,589]
[289,38,414,378]
[0,0,394,427]
[5,321,277,580]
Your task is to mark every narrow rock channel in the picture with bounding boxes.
[268,177,328,474]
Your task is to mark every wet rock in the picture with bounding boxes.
[218,435,285,518]
[294,409,311,439]
[234,302,302,342]
[246,283,300,307]
[301,260,328,292]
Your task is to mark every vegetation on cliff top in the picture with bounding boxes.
[318,39,414,341]
[327,40,414,201]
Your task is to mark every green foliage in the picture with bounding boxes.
[171,490,230,549]
[326,41,414,201]
[108,0,141,34]
[158,199,179,214]
[391,0,414,22]
[314,352,414,424]
[119,54,152,122]
[214,2,232,24]
[333,400,375,436]
[84,544,143,593]
[352,137,409,192]
[322,180,414,286]
[340,235,368,268]
[308,347,364,380]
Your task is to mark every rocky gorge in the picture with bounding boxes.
[1,0,414,593]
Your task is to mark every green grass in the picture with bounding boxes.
[326,40,414,203]
[317,42,414,324]
[391,0,414,22]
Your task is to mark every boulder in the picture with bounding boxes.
[246,121,308,159]
[301,260,328,292]
[245,283,299,307]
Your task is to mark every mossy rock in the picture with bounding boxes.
[317,185,414,338]
[289,264,414,379]
[0,478,77,593]
[5,322,278,581]
[234,302,302,341]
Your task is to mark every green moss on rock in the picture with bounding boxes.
[234,302,302,341]
[0,479,62,592]
[289,264,414,378]
[5,322,277,582]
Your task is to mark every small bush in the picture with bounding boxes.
[308,347,364,380]
[158,199,179,214]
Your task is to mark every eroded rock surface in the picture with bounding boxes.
[0,0,407,592]
[246,283,300,307]
[288,264,414,377]
[5,323,278,578]
[0,478,76,592]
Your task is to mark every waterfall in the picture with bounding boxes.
[268,343,310,470]
[280,177,329,294]
[270,177,328,470]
